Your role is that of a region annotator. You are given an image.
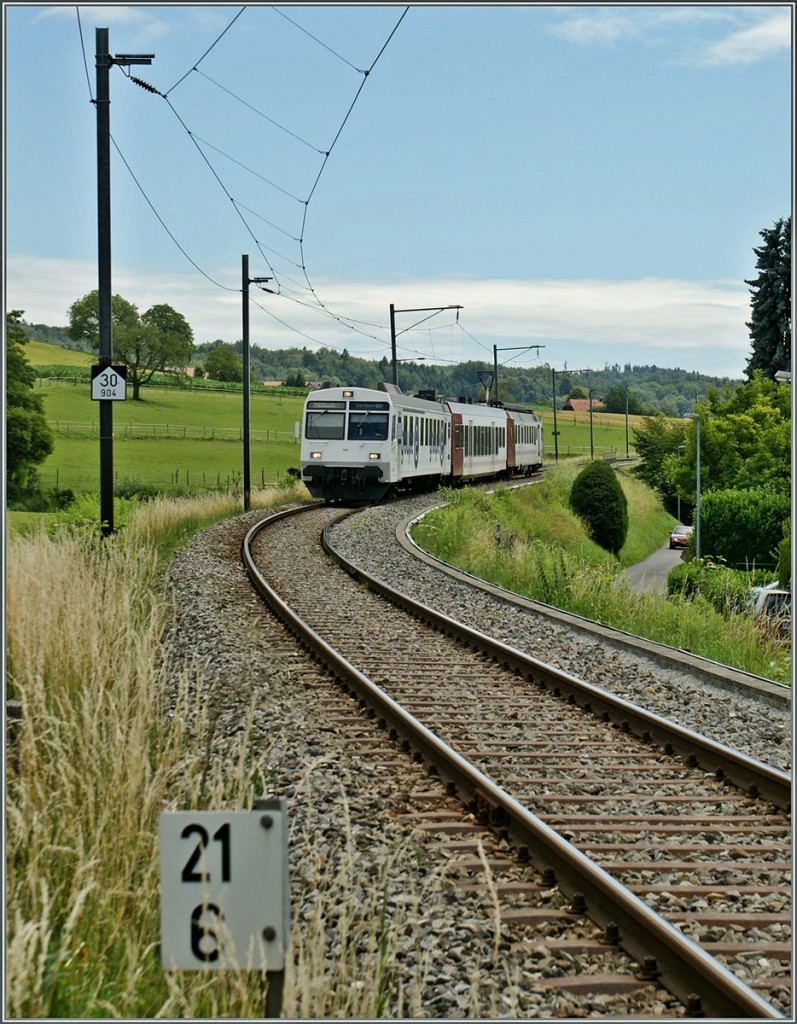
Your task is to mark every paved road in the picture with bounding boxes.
[624,543,686,594]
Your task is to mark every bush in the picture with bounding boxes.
[113,477,159,501]
[700,488,791,569]
[7,485,76,513]
[569,459,628,555]
[668,559,767,617]
[667,560,703,598]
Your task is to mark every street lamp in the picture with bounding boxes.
[683,413,701,559]
[242,254,273,511]
[389,303,462,387]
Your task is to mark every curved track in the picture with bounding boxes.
[242,501,791,1019]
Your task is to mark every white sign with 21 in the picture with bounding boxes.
[159,802,289,971]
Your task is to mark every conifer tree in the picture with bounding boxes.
[745,216,791,381]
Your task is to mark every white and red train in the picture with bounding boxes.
[298,382,543,503]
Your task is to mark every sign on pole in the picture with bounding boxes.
[159,800,289,972]
[91,364,127,401]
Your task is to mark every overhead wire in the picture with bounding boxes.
[164,6,247,96]
[75,4,410,352]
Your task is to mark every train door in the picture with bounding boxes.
[450,412,464,478]
[506,417,517,470]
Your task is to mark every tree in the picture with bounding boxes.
[745,216,791,380]
[6,310,54,496]
[569,459,628,555]
[667,375,791,501]
[601,384,649,415]
[204,344,243,382]
[632,415,689,516]
[66,291,195,400]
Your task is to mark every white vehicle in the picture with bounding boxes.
[298,382,543,503]
[748,581,791,628]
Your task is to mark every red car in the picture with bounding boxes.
[669,525,694,549]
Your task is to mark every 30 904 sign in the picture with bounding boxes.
[91,364,127,401]
[159,802,289,971]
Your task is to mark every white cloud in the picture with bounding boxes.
[696,10,792,67]
[548,11,639,47]
[548,6,791,67]
[6,254,751,378]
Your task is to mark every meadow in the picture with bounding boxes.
[30,341,644,495]
[34,379,306,493]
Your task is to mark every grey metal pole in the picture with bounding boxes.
[242,255,251,511]
[389,303,397,386]
[695,414,701,559]
[551,368,559,461]
[589,387,594,460]
[96,28,114,536]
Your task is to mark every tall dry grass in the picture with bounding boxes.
[5,509,271,1016]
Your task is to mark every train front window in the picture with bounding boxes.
[306,401,346,439]
[348,411,389,441]
[347,401,389,442]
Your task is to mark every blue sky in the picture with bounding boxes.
[4,3,793,379]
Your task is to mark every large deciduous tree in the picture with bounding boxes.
[66,291,195,400]
[6,310,54,496]
[666,374,791,501]
[204,344,243,383]
[745,216,791,381]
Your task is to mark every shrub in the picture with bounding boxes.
[113,477,159,501]
[667,560,703,598]
[700,488,791,569]
[569,459,628,555]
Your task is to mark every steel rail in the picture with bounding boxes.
[242,506,786,1019]
[324,507,791,812]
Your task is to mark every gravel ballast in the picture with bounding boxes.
[161,499,790,1018]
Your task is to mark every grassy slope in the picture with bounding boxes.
[24,340,94,366]
[411,466,790,682]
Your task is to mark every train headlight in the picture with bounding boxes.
[310,451,322,459]
[368,452,381,460]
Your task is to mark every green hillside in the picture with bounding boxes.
[24,339,94,367]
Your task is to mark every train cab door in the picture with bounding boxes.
[451,412,464,478]
[506,417,517,470]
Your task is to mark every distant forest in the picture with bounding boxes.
[23,320,741,417]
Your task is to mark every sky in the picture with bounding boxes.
[3,2,793,381]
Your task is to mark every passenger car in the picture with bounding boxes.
[669,525,694,549]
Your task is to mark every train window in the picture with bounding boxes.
[306,407,345,439]
[348,411,389,441]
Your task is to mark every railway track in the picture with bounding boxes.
[241,501,791,1019]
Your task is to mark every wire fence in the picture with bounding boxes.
[47,420,299,443]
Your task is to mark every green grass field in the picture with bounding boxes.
[28,342,645,494]
[24,340,95,367]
